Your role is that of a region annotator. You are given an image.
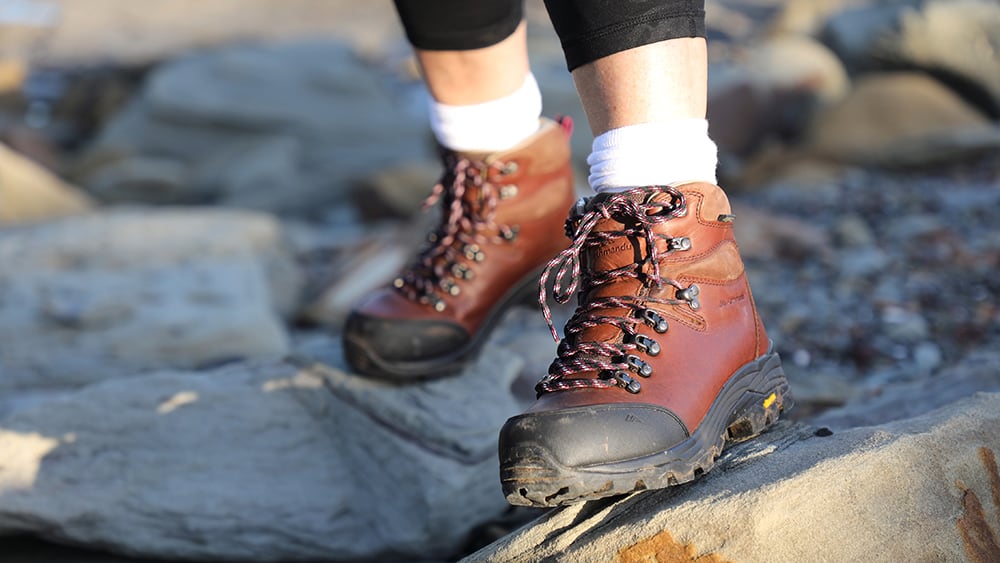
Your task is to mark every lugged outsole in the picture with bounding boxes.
[501,349,792,507]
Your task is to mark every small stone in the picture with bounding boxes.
[834,214,875,248]
[914,342,943,372]
[881,305,930,342]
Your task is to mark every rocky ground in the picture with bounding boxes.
[0,0,998,561]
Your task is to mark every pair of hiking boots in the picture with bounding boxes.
[343,118,792,507]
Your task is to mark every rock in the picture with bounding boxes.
[299,227,414,327]
[815,350,1000,429]
[0,1,403,66]
[0,209,303,402]
[83,154,195,204]
[78,41,432,215]
[770,0,872,37]
[190,135,313,213]
[0,345,527,561]
[465,392,1000,562]
[730,201,832,261]
[709,35,849,157]
[806,72,993,165]
[833,213,876,248]
[822,0,1000,117]
[0,125,62,172]
[0,142,94,225]
[0,58,27,94]
[351,160,441,221]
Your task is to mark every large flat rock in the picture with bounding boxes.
[466,391,1000,562]
[0,344,528,561]
[0,209,303,408]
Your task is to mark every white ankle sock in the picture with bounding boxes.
[428,73,542,153]
[587,119,718,193]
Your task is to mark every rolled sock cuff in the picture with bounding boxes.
[587,119,718,193]
[428,73,543,153]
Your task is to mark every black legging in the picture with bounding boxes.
[393,0,705,71]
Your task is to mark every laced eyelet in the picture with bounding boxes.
[612,371,642,393]
[463,244,486,262]
[632,334,661,356]
[676,284,700,310]
[451,263,474,280]
[623,354,653,377]
[420,294,447,312]
[441,279,461,296]
[499,185,518,199]
[642,309,669,333]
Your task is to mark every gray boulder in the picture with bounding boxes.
[805,72,995,166]
[0,345,527,561]
[0,209,303,408]
[77,41,432,215]
[822,0,1000,116]
[465,391,1000,562]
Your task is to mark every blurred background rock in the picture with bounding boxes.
[0,0,997,561]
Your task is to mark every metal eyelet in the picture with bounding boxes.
[427,232,438,243]
[624,354,653,377]
[463,244,485,262]
[420,294,447,312]
[676,284,700,310]
[500,225,520,242]
[642,309,669,333]
[441,279,461,296]
[613,371,642,394]
[499,185,519,199]
[392,277,405,289]
[633,334,661,356]
[500,162,519,176]
[451,263,474,280]
[669,237,692,251]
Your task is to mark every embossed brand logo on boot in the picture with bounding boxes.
[596,242,631,258]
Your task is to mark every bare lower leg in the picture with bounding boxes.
[417,21,529,105]
[572,37,707,136]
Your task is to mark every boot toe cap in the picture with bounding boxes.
[499,403,690,469]
[343,305,469,374]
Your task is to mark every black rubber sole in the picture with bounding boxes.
[500,348,792,507]
[343,267,543,381]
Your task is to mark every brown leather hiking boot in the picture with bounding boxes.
[499,183,793,507]
[344,118,576,380]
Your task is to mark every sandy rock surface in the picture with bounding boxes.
[465,392,1000,562]
[0,142,93,225]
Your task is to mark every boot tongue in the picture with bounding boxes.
[580,189,667,272]
[565,190,658,346]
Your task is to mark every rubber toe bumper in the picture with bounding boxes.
[499,404,690,469]
[343,311,469,378]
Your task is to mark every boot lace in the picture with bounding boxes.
[393,154,519,311]
[536,186,697,395]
